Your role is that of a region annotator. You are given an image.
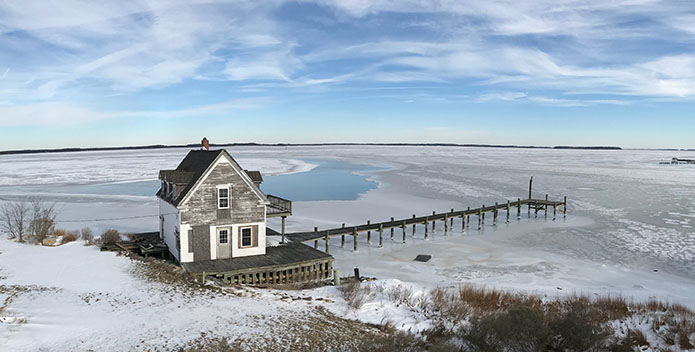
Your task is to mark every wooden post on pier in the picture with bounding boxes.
[481,205,485,225]
[466,207,471,227]
[553,204,557,220]
[432,211,436,232]
[353,227,357,252]
[478,208,482,229]
[341,223,345,247]
[534,200,538,217]
[367,220,371,244]
[379,224,383,248]
[517,198,521,219]
[325,232,329,253]
[494,202,498,225]
[444,214,448,235]
[450,209,454,227]
[424,217,429,239]
[390,217,395,240]
[462,210,466,232]
[506,200,511,223]
[545,194,549,216]
[412,215,416,237]
[402,221,406,243]
[563,196,567,218]
[314,227,318,249]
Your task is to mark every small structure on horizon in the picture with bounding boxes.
[660,157,695,165]
[156,139,332,284]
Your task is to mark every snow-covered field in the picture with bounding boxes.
[1,146,694,350]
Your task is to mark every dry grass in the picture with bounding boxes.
[339,281,371,309]
[178,306,418,352]
[373,284,694,350]
[456,284,542,314]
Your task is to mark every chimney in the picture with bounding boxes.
[201,137,209,151]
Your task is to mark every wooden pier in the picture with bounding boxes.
[285,196,567,251]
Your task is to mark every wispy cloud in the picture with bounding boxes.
[0,0,692,121]
[0,98,268,126]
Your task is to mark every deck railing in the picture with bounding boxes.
[266,194,292,217]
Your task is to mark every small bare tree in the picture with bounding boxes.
[0,200,31,242]
[80,227,95,245]
[28,198,57,244]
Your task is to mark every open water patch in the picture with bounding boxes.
[260,159,380,201]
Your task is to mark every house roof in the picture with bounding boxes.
[157,149,266,206]
[244,170,263,184]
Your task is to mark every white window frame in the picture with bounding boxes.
[240,226,253,248]
[217,185,230,209]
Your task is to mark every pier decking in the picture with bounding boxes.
[284,196,567,252]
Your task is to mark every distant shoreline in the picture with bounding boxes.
[0,143,630,156]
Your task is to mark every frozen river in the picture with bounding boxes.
[1,146,693,306]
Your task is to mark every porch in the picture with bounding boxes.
[182,242,333,285]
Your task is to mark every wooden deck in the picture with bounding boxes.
[266,194,292,218]
[285,196,567,248]
[182,242,333,285]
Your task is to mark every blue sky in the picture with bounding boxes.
[0,0,693,150]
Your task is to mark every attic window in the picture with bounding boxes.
[217,186,230,209]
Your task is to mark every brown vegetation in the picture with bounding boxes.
[63,230,79,243]
[101,229,121,245]
[340,280,371,309]
[80,227,94,245]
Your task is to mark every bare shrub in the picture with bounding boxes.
[62,230,79,244]
[27,198,57,243]
[427,287,470,323]
[355,330,428,352]
[386,284,414,306]
[80,227,94,245]
[340,281,371,309]
[0,200,31,242]
[548,299,607,351]
[101,229,121,245]
[462,305,553,352]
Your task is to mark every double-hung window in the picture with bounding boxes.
[217,186,229,209]
[240,227,252,247]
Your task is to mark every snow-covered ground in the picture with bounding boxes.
[1,145,694,350]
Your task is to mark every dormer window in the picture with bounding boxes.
[217,186,230,209]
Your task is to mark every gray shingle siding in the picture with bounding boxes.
[180,160,265,226]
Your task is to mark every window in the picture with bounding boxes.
[241,227,252,247]
[219,229,228,244]
[218,187,229,209]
